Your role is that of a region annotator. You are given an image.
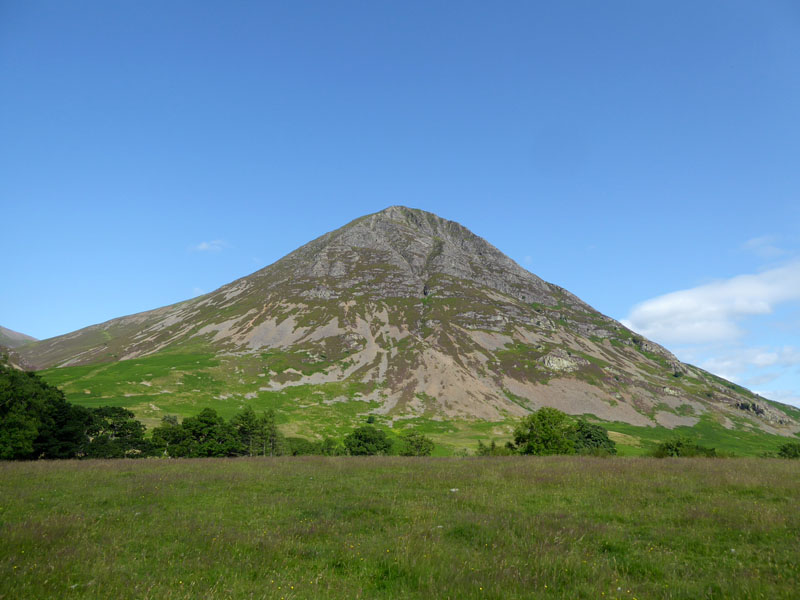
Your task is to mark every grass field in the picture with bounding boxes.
[2,457,799,599]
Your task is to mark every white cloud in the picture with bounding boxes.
[700,345,800,378]
[192,239,228,252]
[623,262,800,407]
[755,389,800,407]
[622,261,800,345]
[192,287,206,296]
[523,255,533,265]
[742,235,786,259]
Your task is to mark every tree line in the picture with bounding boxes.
[0,362,434,459]
[0,362,150,459]
[150,407,434,458]
[4,361,800,460]
[477,405,800,459]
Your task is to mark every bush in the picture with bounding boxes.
[479,409,617,457]
[343,425,393,456]
[778,442,800,458]
[652,437,716,458]
[570,420,617,455]
[510,407,576,455]
[398,431,434,456]
[286,437,317,456]
[85,406,152,458]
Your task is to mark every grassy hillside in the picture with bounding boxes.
[37,351,797,456]
[2,457,799,599]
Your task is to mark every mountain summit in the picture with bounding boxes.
[19,207,800,435]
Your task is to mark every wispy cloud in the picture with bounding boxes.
[191,239,228,252]
[622,261,800,345]
[755,389,800,407]
[699,345,800,380]
[742,235,786,260]
[622,259,800,406]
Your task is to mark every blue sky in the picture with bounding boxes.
[2,1,799,405]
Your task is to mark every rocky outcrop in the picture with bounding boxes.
[540,349,589,373]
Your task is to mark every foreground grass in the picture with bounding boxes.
[2,458,799,599]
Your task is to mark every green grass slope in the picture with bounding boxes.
[37,351,797,456]
[2,457,799,599]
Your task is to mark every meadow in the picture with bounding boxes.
[2,457,799,599]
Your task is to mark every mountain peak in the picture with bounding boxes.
[17,208,800,438]
[263,205,561,308]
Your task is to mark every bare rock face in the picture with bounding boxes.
[540,349,589,373]
[248,205,567,306]
[18,206,800,435]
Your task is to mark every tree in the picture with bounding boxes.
[0,363,92,459]
[397,430,434,456]
[259,409,285,456]
[344,425,393,456]
[1,361,153,460]
[0,366,44,459]
[182,408,242,457]
[232,406,261,456]
[651,437,716,458]
[510,407,575,455]
[570,419,617,455]
[778,442,800,458]
[85,406,151,458]
[151,415,187,456]
[152,409,243,458]
[35,398,93,459]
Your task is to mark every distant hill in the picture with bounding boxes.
[20,207,800,450]
[0,326,37,349]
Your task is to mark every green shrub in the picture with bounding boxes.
[652,437,717,458]
[480,409,617,457]
[778,442,800,458]
[343,425,393,456]
[570,419,617,455]
[510,407,576,455]
[397,431,434,456]
[286,437,318,455]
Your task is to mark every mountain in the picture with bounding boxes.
[0,326,37,349]
[18,207,800,445]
